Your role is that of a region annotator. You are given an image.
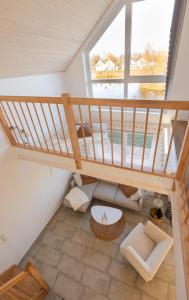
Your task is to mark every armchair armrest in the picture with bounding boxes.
[125,246,151,281]
[144,221,173,244]
[147,240,173,275]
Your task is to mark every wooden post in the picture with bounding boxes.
[0,107,15,145]
[62,94,81,169]
[176,122,189,179]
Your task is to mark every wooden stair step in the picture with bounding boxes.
[0,263,49,300]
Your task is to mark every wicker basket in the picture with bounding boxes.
[150,208,163,225]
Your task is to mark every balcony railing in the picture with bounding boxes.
[0,94,189,178]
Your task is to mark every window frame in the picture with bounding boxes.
[84,0,169,99]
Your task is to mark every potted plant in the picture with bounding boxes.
[150,208,163,225]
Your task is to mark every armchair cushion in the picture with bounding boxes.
[120,223,155,261]
[124,246,151,281]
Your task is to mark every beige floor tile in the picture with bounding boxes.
[164,249,174,266]
[54,273,84,300]
[169,284,176,300]
[137,276,169,300]
[64,213,83,227]
[156,262,175,283]
[45,291,62,300]
[82,287,110,300]
[42,231,65,251]
[93,239,119,258]
[83,248,110,271]
[141,294,156,300]
[109,279,141,300]
[58,254,85,281]
[61,239,86,260]
[108,259,137,287]
[72,229,94,247]
[82,266,110,295]
[53,222,75,238]
[36,245,61,267]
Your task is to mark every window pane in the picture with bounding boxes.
[130,0,175,76]
[128,83,165,100]
[92,83,124,98]
[89,7,125,80]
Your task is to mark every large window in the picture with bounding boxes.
[85,0,175,100]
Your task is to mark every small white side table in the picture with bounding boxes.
[153,198,163,208]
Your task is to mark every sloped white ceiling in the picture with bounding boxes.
[0,0,112,78]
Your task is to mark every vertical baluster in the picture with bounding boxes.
[88,105,96,160]
[56,104,69,155]
[131,108,136,169]
[110,106,114,165]
[48,103,62,152]
[26,102,43,150]
[152,109,163,172]
[40,103,55,152]
[163,110,178,174]
[78,105,88,159]
[19,102,37,149]
[121,107,124,167]
[13,102,31,147]
[1,102,18,143]
[6,102,23,145]
[141,108,149,171]
[99,106,104,163]
[33,103,49,151]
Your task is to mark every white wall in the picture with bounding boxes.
[0,150,71,271]
[0,125,10,153]
[0,71,72,271]
[0,72,67,96]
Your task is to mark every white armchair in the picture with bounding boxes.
[120,221,173,281]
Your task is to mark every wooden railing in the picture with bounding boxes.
[0,94,189,178]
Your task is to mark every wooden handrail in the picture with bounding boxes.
[0,96,62,104]
[0,96,189,110]
[70,98,189,110]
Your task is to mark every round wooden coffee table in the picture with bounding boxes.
[90,205,125,240]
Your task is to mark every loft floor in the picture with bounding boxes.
[19,192,175,300]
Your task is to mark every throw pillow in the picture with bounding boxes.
[73,173,82,186]
[120,184,138,197]
[77,125,92,138]
[81,175,97,185]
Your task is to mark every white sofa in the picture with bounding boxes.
[120,221,173,281]
[63,178,143,213]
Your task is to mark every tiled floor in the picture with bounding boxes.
[19,192,175,300]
